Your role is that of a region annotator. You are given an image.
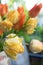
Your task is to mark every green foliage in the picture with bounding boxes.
[14,26,43,42]
[0,38,4,52]
[8,0,26,9]
[21,26,43,42]
[0,25,43,52]
[35,26,43,41]
[24,8,29,23]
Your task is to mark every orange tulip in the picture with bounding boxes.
[0,29,4,35]
[13,6,26,30]
[29,3,42,17]
[0,4,8,16]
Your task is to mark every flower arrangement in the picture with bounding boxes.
[0,3,42,59]
[0,3,42,35]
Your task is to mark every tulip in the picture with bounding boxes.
[29,3,42,18]
[4,34,24,59]
[0,4,3,16]
[13,14,25,30]
[29,39,43,53]
[25,18,37,34]
[7,10,20,24]
[0,29,3,36]
[0,19,13,33]
[0,4,8,16]
[13,6,26,30]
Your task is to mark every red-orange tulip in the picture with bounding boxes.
[0,4,8,16]
[13,6,26,30]
[0,29,4,35]
[29,3,42,18]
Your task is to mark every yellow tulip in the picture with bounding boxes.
[29,39,43,53]
[26,18,37,34]
[0,19,13,31]
[4,34,24,60]
[7,10,20,24]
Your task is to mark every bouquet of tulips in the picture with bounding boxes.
[0,3,42,35]
[0,3,42,59]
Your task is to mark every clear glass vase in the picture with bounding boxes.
[9,38,30,65]
[3,37,30,65]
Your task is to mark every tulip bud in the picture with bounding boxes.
[29,39,43,53]
[29,3,42,18]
